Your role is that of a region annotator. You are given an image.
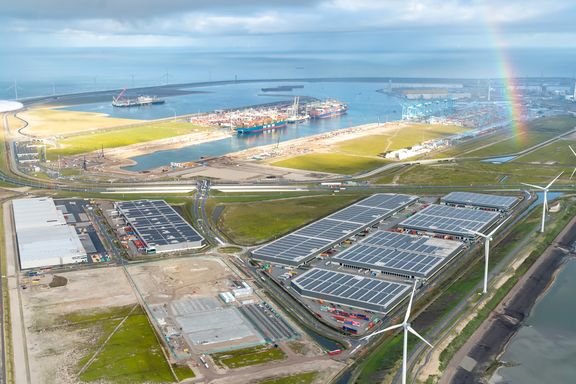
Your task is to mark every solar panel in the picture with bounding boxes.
[331,230,464,278]
[291,268,411,313]
[251,194,418,266]
[116,200,204,249]
[441,192,519,211]
[398,204,500,238]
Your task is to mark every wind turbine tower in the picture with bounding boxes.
[465,218,510,294]
[362,281,432,384]
[522,172,563,233]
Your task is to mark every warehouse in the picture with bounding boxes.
[115,200,204,253]
[330,230,464,279]
[441,191,520,212]
[12,197,87,269]
[291,268,411,314]
[398,204,500,239]
[251,194,418,266]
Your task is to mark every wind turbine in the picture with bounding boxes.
[522,172,563,233]
[569,146,576,179]
[464,218,510,294]
[362,281,432,384]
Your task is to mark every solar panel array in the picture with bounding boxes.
[291,268,411,313]
[251,194,418,266]
[441,192,519,211]
[331,230,464,278]
[116,200,204,248]
[398,204,500,238]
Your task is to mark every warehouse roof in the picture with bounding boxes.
[251,194,418,266]
[398,204,500,238]
[115,200,203,248]
[441,192,519,211]
[291,268,411,313]
[12,198,86,268]
[331,230,464,278]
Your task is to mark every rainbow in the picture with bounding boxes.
[485,13,527,143]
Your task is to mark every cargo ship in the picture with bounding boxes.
[234,118,287,134]
[112,89,165,107]
[308,100,348,119]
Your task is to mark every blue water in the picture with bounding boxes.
[66,81,402,171]
[2,47,576,100]
[481,155,517,164]
[491,259,576,384]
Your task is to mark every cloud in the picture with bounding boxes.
[0,0,574,49]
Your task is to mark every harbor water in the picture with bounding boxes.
[64,81,403,171]
[490,258,576,384]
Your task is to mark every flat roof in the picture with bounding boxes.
[331,230,464,278]
[12,198,86,267]
[0,100,23,113]
[398,204,500,238]
[251,194,418,266]
[291,268,411,314]
[116,200,203,248]
[441,192,519,211]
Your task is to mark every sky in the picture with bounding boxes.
[2,0,576,51]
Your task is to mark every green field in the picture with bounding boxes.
[257,372,318,384]
[514,139,576,165]
[47,120,208,158]
[215,194,366,245]
[375,160,571,186]
[272,153,388,175]
[460,116,576,158]
[211,345,286,369]
[271,123,466,175]
[337,123,466,157]
[71,305,175,383]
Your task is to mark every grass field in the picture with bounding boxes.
[514,138,576,164]
[271,123,466,175]
[211,345,286,369]
[215,194,366,245]
[71,305,175,383]
[257,372,318,384]
[460,116,576,158]
[19,108,139,137]
[337,123,466,157]
[47,120,208,158]
[375,160,571,186]
[272,153,388,175]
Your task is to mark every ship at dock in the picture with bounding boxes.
[308,100,348,119]
[112,89,165,107]
[234,118,287,134]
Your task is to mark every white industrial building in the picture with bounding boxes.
[12,198,87,269]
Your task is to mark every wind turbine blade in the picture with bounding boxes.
[362,323,403,340]
[408,326,433,348]
[405,282,418,323]
[489,216,512,237]
[545,172,564,189]
[464,228,486,238]
[569,145,576,158]
[520,182,545,190]
[571,167,576,180]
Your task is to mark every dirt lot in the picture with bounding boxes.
[127,256,234,304]
[20,267,138,384]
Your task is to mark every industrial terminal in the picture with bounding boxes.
[250,191,522,334]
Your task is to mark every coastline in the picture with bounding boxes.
[90,120,406,176]
[440,213,576,384]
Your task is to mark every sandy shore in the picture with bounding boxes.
[82,120,405,178]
